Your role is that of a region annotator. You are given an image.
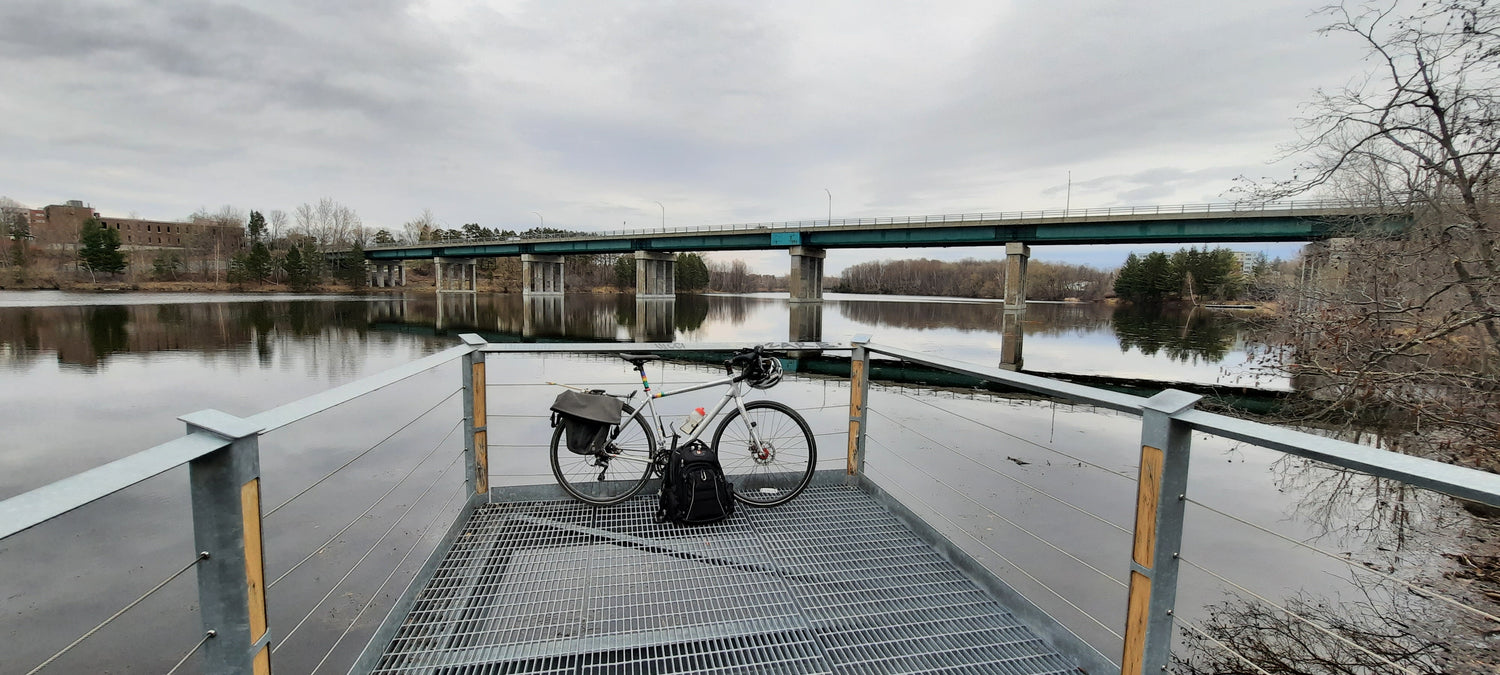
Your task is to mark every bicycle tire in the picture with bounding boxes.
[711,400,816,507]
[550,404,656,506]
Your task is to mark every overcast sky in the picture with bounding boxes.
[0,1,1374,273]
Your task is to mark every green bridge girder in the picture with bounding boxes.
[366,210,1399,261]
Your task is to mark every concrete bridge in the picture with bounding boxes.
[365,200,1402,304]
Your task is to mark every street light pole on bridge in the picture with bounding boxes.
[825,188,832,224]
[654,201,665,229]
[531,211,543,229]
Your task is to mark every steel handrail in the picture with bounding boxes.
[0,344,476,541]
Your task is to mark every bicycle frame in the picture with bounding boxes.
[609,367,758,465]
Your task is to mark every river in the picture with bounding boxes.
[0,291,1472,673]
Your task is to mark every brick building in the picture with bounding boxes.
[32,200,244,252]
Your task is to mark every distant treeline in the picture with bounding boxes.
[834,258,1113,301]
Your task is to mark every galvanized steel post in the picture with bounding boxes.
[1122,389,1200,675]
[181,409,271,675]
[460,334,489,498]
[847,334,873,478]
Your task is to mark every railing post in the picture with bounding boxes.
[181,410,271,675]
[1122,390,1200,675]
[847,335,872,478]
[460,334,489,499]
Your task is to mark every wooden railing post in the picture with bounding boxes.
[1122,390,1200,675]
[460,335,489,499]
[182,410,271,675]
[847,335,872,478]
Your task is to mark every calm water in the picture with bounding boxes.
[0,291,1466,672]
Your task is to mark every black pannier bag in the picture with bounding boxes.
[550,390,624,455]
[657,438,735,525]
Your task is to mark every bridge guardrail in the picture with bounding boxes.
[368,199,1405,250]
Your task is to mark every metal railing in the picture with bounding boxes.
[366,199,1397,250]
[845,338,1500,675]
[0,341,488,675]
[5,335,1495,675]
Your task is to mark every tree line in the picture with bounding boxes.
[835,257,1114,301]
[1112,247,1253,303]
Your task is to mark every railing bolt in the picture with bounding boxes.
[206,629,217,638]
[198,551,210,560]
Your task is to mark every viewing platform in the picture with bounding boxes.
[3,337,1497,675]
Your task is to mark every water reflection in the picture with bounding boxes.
[0,292,1267,386]
[1112,304,1238,364]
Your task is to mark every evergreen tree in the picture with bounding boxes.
[247,210,266,242]
[247,241,273,282]
[675,252,710,291]
[283,245,312,290]
[78,217,126,281]
[337,243,368,287]
[615,256,636,289]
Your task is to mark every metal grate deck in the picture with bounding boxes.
[370,485,1081,674]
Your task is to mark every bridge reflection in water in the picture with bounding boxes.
[382,293,1028,367]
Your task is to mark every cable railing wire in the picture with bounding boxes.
[867,406,1131,536]
[163,630,215,675]
[1177,556,1424,675]
[865,432,1126,591]
[862,456,1125,650]
[268,418,464,590]
[24,552,207,675]
[306,483,467,674]
[264,387,462,519]
[1178,620,1274,675]
[1182,495,1500,625]
[275,448,466,653]
[894,390,1137,482]
[1182,492,1500,624]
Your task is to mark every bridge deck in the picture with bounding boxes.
[366,485,1081,674]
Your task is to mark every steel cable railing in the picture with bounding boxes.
[863,425,1126,591]
[861,458,1124,655]
[23,552,208,675]
[274,447,466,653]
[307,483,468,674]
[1177,620,1274,675]
[866,406,1132,536]
[1184,494,1500,626]
[893,390,1137,482]
[1176,556,1424,675]
[267,417,465,590]
[263,387,462,519]
[163,630,216,675]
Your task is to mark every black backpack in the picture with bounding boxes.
[656,438,735,525]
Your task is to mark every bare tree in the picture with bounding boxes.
[293,198,362,250]
[1241,0,1500,470]
[268,209,289,243]
[402,209,438,244]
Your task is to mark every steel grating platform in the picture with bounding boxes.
[369,485,1082,674]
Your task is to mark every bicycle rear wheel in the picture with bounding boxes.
[550,406,656,506]
[711,400,816,507]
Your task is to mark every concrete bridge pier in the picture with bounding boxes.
[789,246,826,303]
[634,298,676,342]
[522,254,565,297]
[634,251,677,298]
[522,295,565,338]
[370,262,406,288]
[1004,243,1029,308]
[435,258,478,294]
[1000,308,1025,371]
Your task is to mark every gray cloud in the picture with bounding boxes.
[0,0,1364,270]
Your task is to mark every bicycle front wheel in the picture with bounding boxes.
[711,400,816,507]
[550,405,656,506]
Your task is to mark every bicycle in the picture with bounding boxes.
[549,346,817,508]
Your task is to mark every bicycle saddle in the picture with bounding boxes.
[618,353,661,365]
